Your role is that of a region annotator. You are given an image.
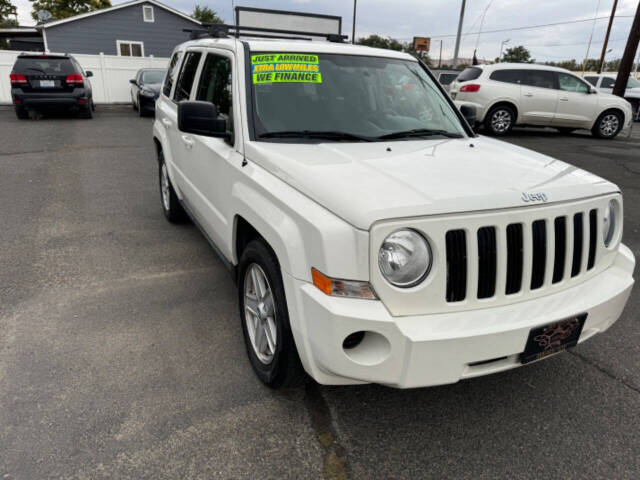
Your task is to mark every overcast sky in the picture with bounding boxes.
[13,0,640,62]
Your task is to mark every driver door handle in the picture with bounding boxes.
[523,93,533,97]
[181,135,194,149]
[161,118,172,127]
[559,97,569,101]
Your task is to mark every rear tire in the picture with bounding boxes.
[591,110,622,139]
[138,96,147,117]
[15,107,28,119]
[238,239,306,389]
[484,105,515,136]
[158,149,188,223]
[80,103,93,119]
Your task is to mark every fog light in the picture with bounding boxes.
[342,331,365,350]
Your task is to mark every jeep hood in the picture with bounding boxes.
[245,136,618,230]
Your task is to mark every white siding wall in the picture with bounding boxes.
[0,50,169,104]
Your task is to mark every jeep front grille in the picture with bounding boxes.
[446,208,599,302]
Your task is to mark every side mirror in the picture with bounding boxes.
[178,101,229,139]
[589,87,597,94]
[86,71,93,78]
[129,79,137,85]
[459,104,477,126]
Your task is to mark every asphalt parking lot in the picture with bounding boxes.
[0,105,639,479]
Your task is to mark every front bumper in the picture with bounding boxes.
[139,94,158,111]
[285,244,634,388]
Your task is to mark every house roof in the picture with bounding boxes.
[40,0,201,29]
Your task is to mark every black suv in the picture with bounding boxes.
[10,54,94,119]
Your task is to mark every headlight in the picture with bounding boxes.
[603,199,616,247]
[379,229,432,287]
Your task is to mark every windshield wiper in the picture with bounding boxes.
[26,67,47,74]
[258,130,373,142]
[377,128,463,140]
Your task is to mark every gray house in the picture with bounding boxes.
[39,0,201,57]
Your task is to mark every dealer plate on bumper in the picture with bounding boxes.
[521,314,587,364]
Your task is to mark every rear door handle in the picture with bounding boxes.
[161,118,172,127]
[523,93,533,97]
[181,135,194,149]
[559,97,569,101]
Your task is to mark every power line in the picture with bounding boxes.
[424,14,634,39]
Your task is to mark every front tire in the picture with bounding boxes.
[238,239,305,389]
[484,105,515,136]
[158,150,188,223]
[591,110,623,139]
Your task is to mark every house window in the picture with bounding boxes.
[143,5,154,22]
[117,40,144,57]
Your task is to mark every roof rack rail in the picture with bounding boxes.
[183,23,348,43]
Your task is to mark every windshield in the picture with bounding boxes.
[627,76,640,88]
[249,53,467,141]
[141,70,166,84]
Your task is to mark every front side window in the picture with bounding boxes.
[490,69,525,84]
[173,51,202,102]
[601,77,615,89]
[627,76,640,88]
[558,73,590,93]
[522,70,556,89]
[249,53,467,141]
[196,53,233,128]
[163,51,182,97]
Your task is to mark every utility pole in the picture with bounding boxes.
[613,0,640,97]
[351,0,357,44]
[598,0,618,73]
[438,40,443,68]
[452,0,466,68]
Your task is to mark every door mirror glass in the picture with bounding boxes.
[85,71,93,77]
[129,79,137,85]
[178,101,228,138]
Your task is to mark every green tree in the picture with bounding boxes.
[500,45,533,63]
[0,0,18,49]
[357,34,403,51]
[192,4,222,24]
[30,0,111,21]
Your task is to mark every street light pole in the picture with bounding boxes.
[351,0,357,44]
[499,39,510,62]
[452,0,466,68]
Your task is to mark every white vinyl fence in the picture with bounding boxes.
[0,50,169,104]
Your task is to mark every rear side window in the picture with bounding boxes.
[522,70,556,89]
[13,57,75,75]
[490,69,525,84]
[173,51,202,102]
[456,67,482,82]
[163,51,182,97]
[584,76,598,86]
[196,53,233,128]
[438,73,458,85]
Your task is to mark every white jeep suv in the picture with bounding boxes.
[153,34,634,389]
[450,63,633,138]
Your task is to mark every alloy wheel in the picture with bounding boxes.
[160,163,170,211]
[491,109,512,133]
[599,114,619,137]
[244,264,277,365]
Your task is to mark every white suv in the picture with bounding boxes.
[450,63,633,138]
[584,73,640,121]
[153,33,634,389]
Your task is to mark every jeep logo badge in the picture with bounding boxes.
[521,192,548,203]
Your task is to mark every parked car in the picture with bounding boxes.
[432,69,460,92]
[130,68,167,116]
[153,36,634,389]
[584,74,640,121]
[10,53,94,119]
[449,63,633,138]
